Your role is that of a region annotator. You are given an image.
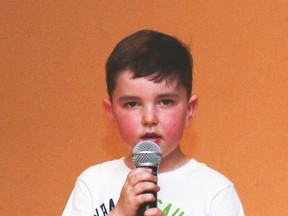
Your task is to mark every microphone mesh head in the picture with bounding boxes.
[132,141,162,167]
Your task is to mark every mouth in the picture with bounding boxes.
[140,132,161,143]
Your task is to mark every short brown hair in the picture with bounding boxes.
[106,30,193,99]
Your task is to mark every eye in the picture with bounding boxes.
[159,99,175,106]
[124,101,139,108]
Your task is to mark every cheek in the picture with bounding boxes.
[160,112,187,139]
[114,113,139,142]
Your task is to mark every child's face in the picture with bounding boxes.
[104,70,197,159]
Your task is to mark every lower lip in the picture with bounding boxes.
[141,138,161,144]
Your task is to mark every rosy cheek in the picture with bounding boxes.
[160,112,185,140]
[162,122,181,138]
[115,114,139,141]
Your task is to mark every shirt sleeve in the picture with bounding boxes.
[209,185,245,216]
[62,177,95,216]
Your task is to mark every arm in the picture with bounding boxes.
[62,179,94,216]
[209,186,245,216]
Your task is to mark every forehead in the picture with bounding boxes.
[112,70,185,99]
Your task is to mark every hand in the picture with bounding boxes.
[144,208,165,216]
[110,167,161,216]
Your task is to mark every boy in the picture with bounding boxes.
[62,30,244,216]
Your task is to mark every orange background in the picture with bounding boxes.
[1,1,287,215]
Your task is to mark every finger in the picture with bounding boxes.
[136,193,157,205]
[144,208,164,216]
[133,181,160,196]
[127,168,158,186]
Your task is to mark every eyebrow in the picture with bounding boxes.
[117,95,140,103]
[157,93,180,99]
[117,93,180,102]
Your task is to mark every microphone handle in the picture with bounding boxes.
[136,166,158,216]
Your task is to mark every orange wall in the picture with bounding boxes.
[1,1,287,215]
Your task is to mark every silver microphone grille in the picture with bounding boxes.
[132,141,162,167]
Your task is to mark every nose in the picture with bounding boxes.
[141,105,159,126]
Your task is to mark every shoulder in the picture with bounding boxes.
[189,159,233,188]
[161,159,234,193]
[77,158,127,183]
[189,159,232,180]
[190,161,245,214]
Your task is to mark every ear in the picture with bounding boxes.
[103,98,115,121]
[185,95,198,128]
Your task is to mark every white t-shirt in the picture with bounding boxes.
[62,158,244,216]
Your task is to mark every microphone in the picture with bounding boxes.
[132,141,162,216]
